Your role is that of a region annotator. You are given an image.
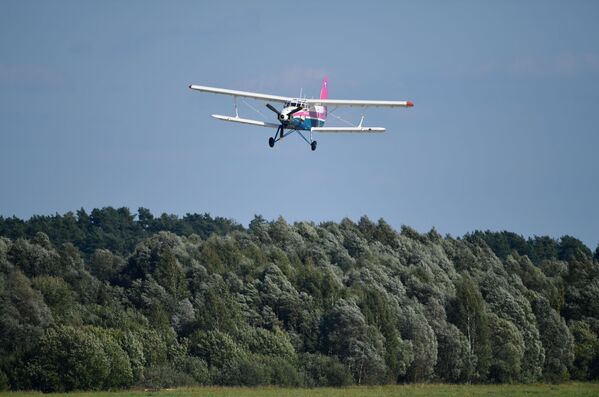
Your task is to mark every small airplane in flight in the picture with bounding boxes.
[188,77,413,151]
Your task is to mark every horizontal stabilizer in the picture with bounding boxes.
[212,115,279,128]
[311,126,386,133]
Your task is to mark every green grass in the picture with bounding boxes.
[2,383,599,397]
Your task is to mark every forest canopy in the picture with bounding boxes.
[0,207,598,391]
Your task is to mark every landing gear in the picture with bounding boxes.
[267,125,317,151]
[268,126,284,148]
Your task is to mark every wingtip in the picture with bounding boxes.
[407,101,414,107]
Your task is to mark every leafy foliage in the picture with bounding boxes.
[0,208,597,390]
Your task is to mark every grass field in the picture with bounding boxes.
[2,383,599,397]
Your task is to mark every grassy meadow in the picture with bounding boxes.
[2,383,599,397]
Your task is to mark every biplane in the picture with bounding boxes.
[188,77,413,151]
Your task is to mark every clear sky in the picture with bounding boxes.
[1,0,598,248]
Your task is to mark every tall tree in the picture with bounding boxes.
[452,275,491,381]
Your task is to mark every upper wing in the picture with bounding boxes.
[189,84,291,104]
[305,99,414,108]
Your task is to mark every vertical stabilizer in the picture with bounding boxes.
[320,76,329,99]
[319,77,328,122]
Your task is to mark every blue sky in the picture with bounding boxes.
[1,0,598,248]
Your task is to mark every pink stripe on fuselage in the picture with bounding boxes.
[293,110,326,119]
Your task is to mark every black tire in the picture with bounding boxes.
[311,141,317,151]
[269,137,275,148]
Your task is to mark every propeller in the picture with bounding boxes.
[266,103,303,122]
[266,103,281,116]
[288,106,303,116]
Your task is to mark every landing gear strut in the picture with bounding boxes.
[268,126,284,148]
[268,125,317,151]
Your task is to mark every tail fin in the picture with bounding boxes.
[319,77,328,121]
[320,76,329,99]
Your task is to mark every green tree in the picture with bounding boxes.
[237,326,296,359]
[31,276,75,321]
[0,370,8,391]
[0,270,52,386]
[27,326,110,392]
[481,272,545,381]
[7,238,61,278]
[400,306,437,382]
[530,294,574,381]
[300,353,353,386]
[320,299,387,384]
[568,320,599,380]
[154,247,187,299]
[558,236,592,261]
[89,249,124,281]
[188,329,246,369]
[488,313,525,383]
[452,274,491,381]
[87,327,134,388]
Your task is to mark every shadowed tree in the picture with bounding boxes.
[488,313,525,383]
[568,320,599,380]
[452,274,491,381]
[320,299,387,384]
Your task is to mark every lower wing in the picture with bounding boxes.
[211,114,279,128]
[311,126,386,133]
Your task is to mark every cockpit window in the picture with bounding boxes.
[285,101,304,108]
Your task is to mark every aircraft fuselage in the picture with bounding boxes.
[281,102,327,131]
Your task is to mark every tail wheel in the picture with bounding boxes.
[311,141,317,151]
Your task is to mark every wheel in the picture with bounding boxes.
[311,141,317,151]
[269,137,275,148]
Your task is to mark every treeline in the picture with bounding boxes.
[0,207,242,256]
[0,207,598,391]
